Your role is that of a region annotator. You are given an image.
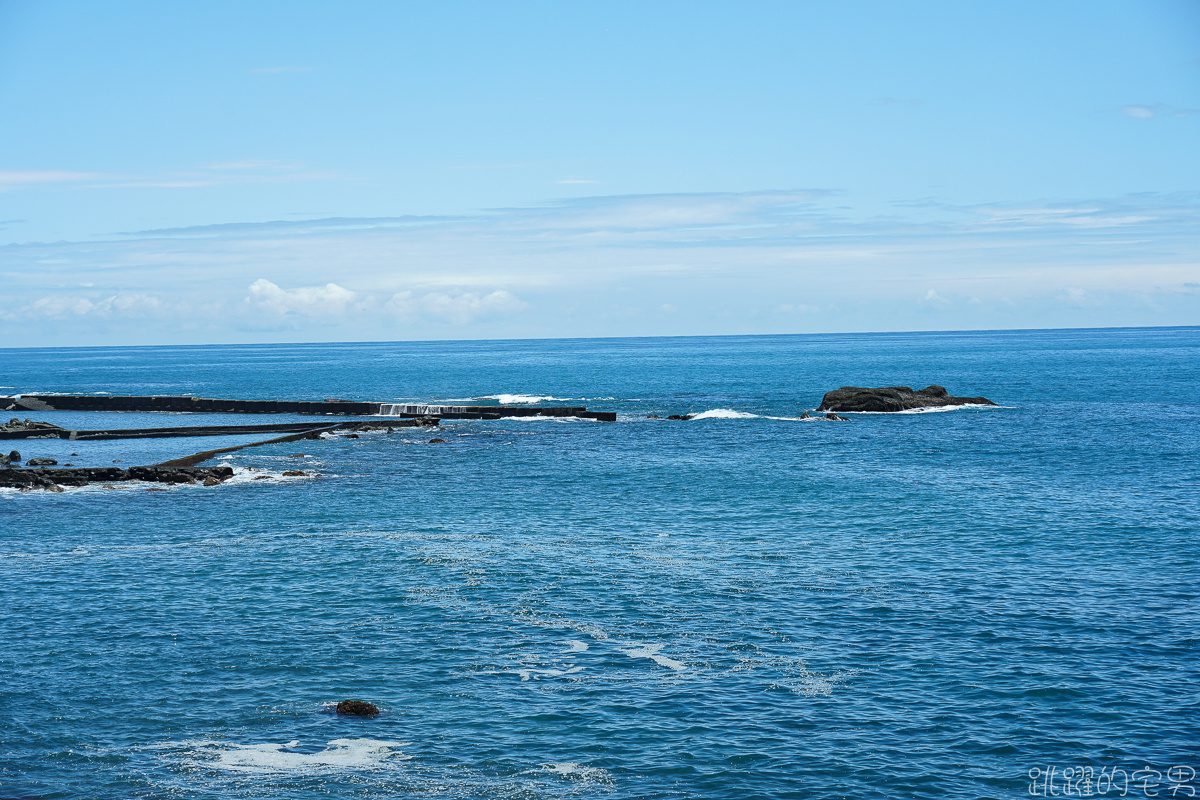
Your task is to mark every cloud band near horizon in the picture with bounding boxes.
[1,189,1197,346]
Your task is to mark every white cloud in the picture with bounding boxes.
[0,163,342,194]
[920,290,950,307]
[17,292,165,319]
[1122,104,1157,119]
[1120,103,1198,119]
[247,279,358,316]
[0,170,108,190]
[386,289,526,324]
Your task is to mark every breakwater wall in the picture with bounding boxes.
[1,395,616,422]
[0,418,436,441]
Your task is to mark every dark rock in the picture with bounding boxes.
[336,700,380,716]
[0,418,68,438]
[800,411,812,419]
[253,475,272,480]
[26,457,58,466]
[825,412,850,421]
[344,433,359,439]
[646,414,661,419]
[44,484,64,493]
[9,450,20,462]
[818,385,996,413]
[282,470,306,477]
[666,414,695,421]
[202,476,223,486]
[429,438,446,444]
[288,454,307,458]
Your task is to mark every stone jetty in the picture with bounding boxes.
[1,394,617,422]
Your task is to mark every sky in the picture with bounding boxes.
[0,0,1197,346]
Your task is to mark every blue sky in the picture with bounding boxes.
[1,0,1197,345]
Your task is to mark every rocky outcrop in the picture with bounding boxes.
[336,700,380,716]
[818,385,996,413]
[0,465,234,489]
[25,457,58,466]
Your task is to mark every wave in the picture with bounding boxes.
[687,408,760,420]
[484,394,569,405]
[852,403,1013,415]
[685,408,822,422]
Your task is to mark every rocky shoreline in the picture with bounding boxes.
[0,465,236,491]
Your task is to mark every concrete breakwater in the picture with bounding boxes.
[0,418,437,441]
[1,394,617,422]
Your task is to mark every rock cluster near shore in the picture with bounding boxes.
[818,385,996,413]
[0,465,235,490]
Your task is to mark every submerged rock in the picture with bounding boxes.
[282,470,306,477]
[336,699,380,716]
[818,385,996,413]
[825,413,851,421]
[428,438,446,444]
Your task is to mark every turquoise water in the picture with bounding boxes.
[1,328,1197,799]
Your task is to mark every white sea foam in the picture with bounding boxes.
[686,408,839,421]
[515,665,585,681]
[540,762,614,783]
[621,643,686,671]
[853,403,1012,415]
[484,394,568,404]
[688,408,760,420]
[565,640,589,652]
[201,738,410,773]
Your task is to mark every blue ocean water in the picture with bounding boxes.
[1,327,1197,800]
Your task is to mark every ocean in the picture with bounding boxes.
[1,327,1197,799]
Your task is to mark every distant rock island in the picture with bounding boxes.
[818,385,996,413]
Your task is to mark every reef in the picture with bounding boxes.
[818,385,996,413]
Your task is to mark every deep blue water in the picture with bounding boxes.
[1,328,1197,799]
